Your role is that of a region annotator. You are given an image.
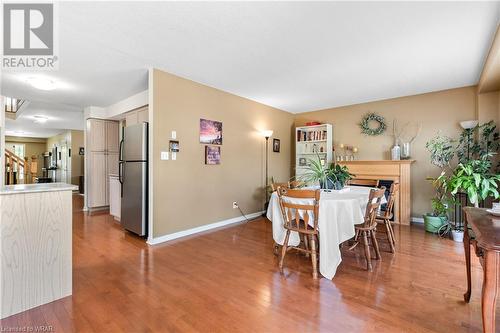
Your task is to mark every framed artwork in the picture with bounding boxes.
[205,146,221,165]
[299,157,307,166]
[273,138,280,152]
[169,140,179,152]
[200,119,223,145]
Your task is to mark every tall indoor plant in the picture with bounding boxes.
[448,157,500,208]
[424,134,454,233]
[447,157,500,241]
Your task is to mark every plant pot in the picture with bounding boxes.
[320,179,334,190]
[320,179,344,190]
[451,230,464,242]
[333,181,344,190]
[423,214,446,233]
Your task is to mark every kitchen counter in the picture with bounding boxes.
[0,182,78,195]
[1,183,75,318]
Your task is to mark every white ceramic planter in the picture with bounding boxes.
[452,230,464,242]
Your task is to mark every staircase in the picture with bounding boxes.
[4,97,28,120]
[5,149,38,185]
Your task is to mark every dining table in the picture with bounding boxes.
[266,185,386,279]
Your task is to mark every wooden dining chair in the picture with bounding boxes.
[376,181,399,253]
[347,179,380,187]
[271,181,290,192]
[277,187,321,278]
[289,180,305,189]
[349,187,386,271]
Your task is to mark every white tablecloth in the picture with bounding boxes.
[266,186,386,279]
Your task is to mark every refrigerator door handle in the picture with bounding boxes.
[119,161,124,184]
[119,139,124,162]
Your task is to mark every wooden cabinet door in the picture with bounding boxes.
[125,111,138,127]
[88,119,106,152]
[109,176,121,219]
[106,121,119,153]
[138,108,148,123]
[88,152,107,207]
[107,152,119,176]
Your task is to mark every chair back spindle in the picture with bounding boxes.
[362,187,386,229]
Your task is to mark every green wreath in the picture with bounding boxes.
[359,113,387,136]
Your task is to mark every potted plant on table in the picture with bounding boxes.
[301,155,354,190]
[424,134,455,234]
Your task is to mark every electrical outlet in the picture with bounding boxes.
[232,202,238,209]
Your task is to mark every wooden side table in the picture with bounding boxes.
[463,207,500,333]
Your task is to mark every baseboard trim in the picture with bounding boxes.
[411,216,424,224]
[147,211,264,245]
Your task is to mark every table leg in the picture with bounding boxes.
[463,220,472,303]
[481,251,498,333]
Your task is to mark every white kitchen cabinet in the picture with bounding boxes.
[88,152,107,207]
[138,108,148,123]
[109,175,121,221]
[125,107,148,127]
[86,118,120,209]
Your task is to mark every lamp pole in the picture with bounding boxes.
[260,130,273,214]
[265,135,270,204]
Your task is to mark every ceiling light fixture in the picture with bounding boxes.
[27,77,57,91]
[33,115,49,123]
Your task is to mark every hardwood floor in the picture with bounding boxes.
[1,194,497,332]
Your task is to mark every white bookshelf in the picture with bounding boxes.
[295,124,333,179]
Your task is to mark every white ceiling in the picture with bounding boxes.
[5,101,83,138]
[2,1,499,119]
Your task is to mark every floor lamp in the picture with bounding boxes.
[261,130,273,213]
[459,120,479,161]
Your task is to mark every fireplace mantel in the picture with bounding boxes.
[339,160,415,225]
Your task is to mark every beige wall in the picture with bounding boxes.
[295,86,478,217]
[46,131,70,152]
[479,26,500,93]
[5,136,47,176]
[70,130,84,186]
[151,69,294,237]
[478,91,499,126]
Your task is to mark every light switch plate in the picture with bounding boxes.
[171,131,177,139]
[161,151,169,160]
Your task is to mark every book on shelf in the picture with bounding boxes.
[297,129,327,142]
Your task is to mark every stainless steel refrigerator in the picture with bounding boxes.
[119,122,148,236]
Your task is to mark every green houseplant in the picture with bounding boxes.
[448,158,500,208]
[447,157,500,241]
[301,155,354,190]
[325,163,354,190]
[424,134,455,233]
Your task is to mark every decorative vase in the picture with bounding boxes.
[391,144,401,160]
[401,142,411,159]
